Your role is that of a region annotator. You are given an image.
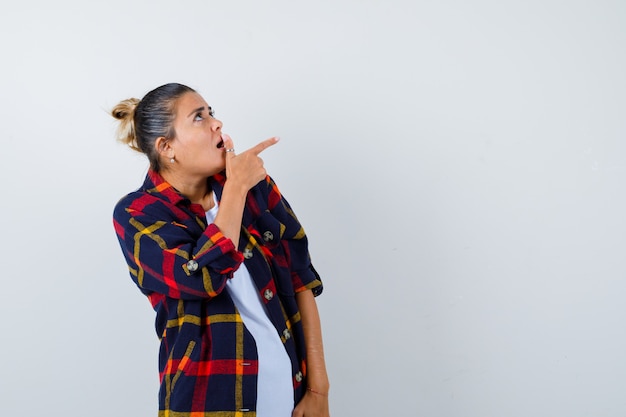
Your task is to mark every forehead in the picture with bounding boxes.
[175,92,209,114]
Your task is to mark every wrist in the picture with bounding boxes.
[306,386,329,397]
[306,377,329,394]
[222,180,248,200]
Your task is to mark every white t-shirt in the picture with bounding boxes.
[206,195,294,416]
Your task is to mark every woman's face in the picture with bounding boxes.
[169,91,226,177]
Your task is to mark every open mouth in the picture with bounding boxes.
[217,138,224,149]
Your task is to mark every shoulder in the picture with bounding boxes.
[113,189,167,221]
[114,188,199,229]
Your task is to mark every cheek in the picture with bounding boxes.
[181,136,209,156]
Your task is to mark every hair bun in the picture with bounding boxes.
[112,98,139,119]
[111,98,141,152]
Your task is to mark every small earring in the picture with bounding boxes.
[170,157,175,163]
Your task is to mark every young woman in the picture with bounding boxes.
[112,83,329,416]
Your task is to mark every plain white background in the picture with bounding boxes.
[1,1,625,416]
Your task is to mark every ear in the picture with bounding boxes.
[154,136,174,160]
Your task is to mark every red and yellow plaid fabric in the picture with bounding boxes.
[113,169,323,415]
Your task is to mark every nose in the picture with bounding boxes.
[210,117,222,132]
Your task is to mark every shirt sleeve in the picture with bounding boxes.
[113,193,244,300]
[264,176,323,296]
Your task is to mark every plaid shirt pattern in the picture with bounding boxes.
[113,170,323,416]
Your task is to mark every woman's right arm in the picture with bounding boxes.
[213,135,278,245]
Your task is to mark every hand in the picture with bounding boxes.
[292,390,330,417]
[222,134,279,192]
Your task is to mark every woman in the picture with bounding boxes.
[112,83,329,417]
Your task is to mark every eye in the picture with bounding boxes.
[194,112,204,122]
[208,108,215,117]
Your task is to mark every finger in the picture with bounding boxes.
[249,136,280,155]
[222,133,236,158]
[222,133,235,158]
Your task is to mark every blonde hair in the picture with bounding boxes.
[111,83,196,171]
[111,98,141,152]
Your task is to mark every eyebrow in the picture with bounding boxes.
[187,106,212,118]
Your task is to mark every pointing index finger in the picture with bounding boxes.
[249,136,280,155]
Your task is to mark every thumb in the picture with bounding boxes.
[222,133,236,158]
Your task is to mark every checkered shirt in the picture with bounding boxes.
[113,169,323,416]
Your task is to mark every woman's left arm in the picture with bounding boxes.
[293,289,330,417]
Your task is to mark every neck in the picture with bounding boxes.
[160,169,214,210]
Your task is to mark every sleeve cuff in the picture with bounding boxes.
[184,223,244,276]
[293,265,323,297]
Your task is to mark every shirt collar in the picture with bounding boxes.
[142,169,227,207]
[142,169,188,206]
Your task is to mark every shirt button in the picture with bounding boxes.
[243,248,253,259]
[264,289,274,301]
[186,260,199,272]
[295,371,303,382]
[263,231,274,242]
[283,329,291,340]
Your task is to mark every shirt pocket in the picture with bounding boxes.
[251,211,295,297]
[169,340,196,398]
[253,210,284,249]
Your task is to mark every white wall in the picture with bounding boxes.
[1,1,625,415]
